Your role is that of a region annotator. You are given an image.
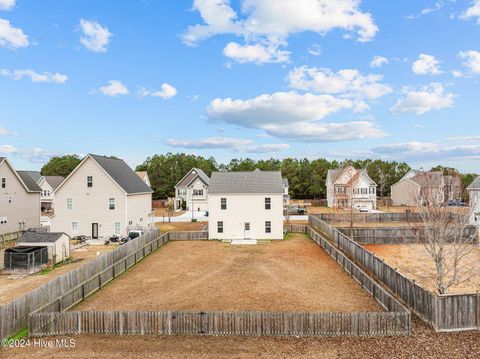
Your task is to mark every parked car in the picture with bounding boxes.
[448,199,466,207]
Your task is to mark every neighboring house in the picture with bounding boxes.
[17,232,70,264]
[0,158,41,235]
[174,168,210,212]
[21,170,41,184]
[283,178,290,210]
[208,169,284,241]
[51,154,153,239]
[326,166,377,210]
[37,176,65,212]
[468,176,480,225]
[391,170,460,206]
[136,171,151,188]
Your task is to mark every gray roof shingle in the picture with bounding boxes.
[16,171,42,192]
[43,176,65,190]
[21,171,42,183]
[209,170,283,194]
[18,232,68,243]
[176,168,210,188]
[468,176,480,190]
[89,154,153,194]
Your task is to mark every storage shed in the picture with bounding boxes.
[17,232,70,264]
[4,246,48,270]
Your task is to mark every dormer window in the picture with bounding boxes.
[87,176,93,188]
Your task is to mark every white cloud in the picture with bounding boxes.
[370,55,389,68]
[223,42,290,64]
[307,44,322,56]
[372,141,480,161]
[0,18,29,49]
[0,68,68,83]
[183,0,378,63]
[98,80,129,96]
[391,83,455,115]
[166,136,290,153]
[206,91,386,142]
[460,0,480,24]
[458,50,480,73]
[0,0,15,11]
[139,83,177,99]
[0,144,57,163]
[452,70,463,78]
[287,66,392,100]
[79,19,112,53]
[0,127,18,136]
[412,54,442,75]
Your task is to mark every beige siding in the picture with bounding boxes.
[391,180,420,206]
[0,161,41,235]
[126,193,152,227]
[208,193,283,240]
[51,157,127,238]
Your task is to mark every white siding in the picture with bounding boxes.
[0,161,41,235]
[185,178,208,211]
[51,157,127,238]
[126,193,152,227]
[469,190,480,225]
[208,193,283,240]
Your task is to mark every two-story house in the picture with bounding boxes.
[37,176,64,212]
[208,170,284,241]
[51,154,153,239]
[468,176,480,225]
[0,158,41,235]
[326,166,377,211]
[391,170,459,206]
[173,168,210,212]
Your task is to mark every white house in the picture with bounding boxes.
[326,166,377,211]
[208,170,284,241]
[468,176,480,225]
[51,154,153,239]
[136,171,151,187]
[0,158,41,235]
[174,168,210,212]
[37,176,64,211]
[17,232,70,264]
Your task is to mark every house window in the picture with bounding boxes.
[217,221,223,233]
[361,188,368,195]
[369,187,376,194]
[265,197,271,210]
[87,176,93,188]
[193,189,203,196]
[178,188,186,196]
[72,221,78,234]
[265,221,271,233]
[1,178,5,188]
[221,198,227,210]
[128,221,133,225]
[114,222,121,235]
[109,198,115,210]
[67,198,73,210]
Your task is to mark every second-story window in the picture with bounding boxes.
[67,198,73,210]
[193,189,203,196]
[221,198,227,210]
[369,187,376,194]
[109,198,115,210]
[1,178,5,188]
[361,188,368,195]
[87,176,93,188]
[265,197,271,210]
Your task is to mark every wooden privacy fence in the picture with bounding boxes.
[309,214,480,332]
[168,231,208,240]
[315,212,466,224]
[337,226,478,244]
[29,310,409,338]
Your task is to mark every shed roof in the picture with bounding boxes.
[209,170,284,194]
[18,232,68,243]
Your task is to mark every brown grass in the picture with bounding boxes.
[155,221,207,232]
[0,244,115,305]
[364,244,480,294]
[75,233,380,313]
[154,208,185,217]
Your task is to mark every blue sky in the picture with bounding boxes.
[0,0,479,171]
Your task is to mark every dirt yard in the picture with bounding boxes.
[5,316,480,359]
[154,208,185,217]
[76,233,380,312]
[155,221,207,232]
[0,244,115,305]
[364,244,480,294]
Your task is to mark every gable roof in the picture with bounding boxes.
[20,170,42,183]
[468,176,480,190]
[409,171,444,187]
[327,169,343,184]
[209,170,283,194]
[89,155,153,194]
[175,168,210,188]
[283,178,289,187]
[16,171,42,192]
[327,167,376,187]
[42,176,65,190]
[18,232,68,243]
[136,171,149,181]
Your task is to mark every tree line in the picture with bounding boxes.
[40,153,477,201]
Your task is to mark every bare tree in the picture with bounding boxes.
[403,177,480,294]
